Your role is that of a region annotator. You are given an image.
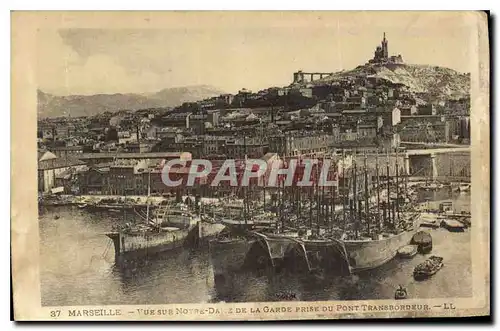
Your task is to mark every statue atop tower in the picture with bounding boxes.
[368,32,403,65]
[382,32,388,59]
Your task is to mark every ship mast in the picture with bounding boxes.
[262,162,266,211]
[341,149,346,230]
[364,151,369,237]
[293,158,303,220]
[386,149,391,227]
[280,156,285,233]
[146,165,151,224]
[376,149,381,232]
[309,161,313,230]
[260,123,266,212]
[315,159,320,235]
[331,156,335,233]
[395,147,400,221]
[243,135,248,226]
[353,149,358,239]
[349,153,355,234]
[405,152,409,194]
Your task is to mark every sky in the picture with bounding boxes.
[36,11,477,96]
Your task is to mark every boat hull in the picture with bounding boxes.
[252,228,418,274]
[107,229,191,262]
[255,234,298,268]
[301,239,350,274]
[209,237,257,276]
[395,289,408,300]
[247,231,314,271]
[397,245,418,258]
[414,263,443,280]
[200,222,226,242]
[344,229,418,273]
[107,221,224,262]
[440,220,465,232]
[398,251,418,258]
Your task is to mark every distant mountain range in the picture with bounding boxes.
[39,63,470,118]
[311,62,470,101]
[37,85,226,118]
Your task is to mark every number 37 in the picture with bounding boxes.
[50,310,61,317]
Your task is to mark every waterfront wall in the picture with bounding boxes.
[359,151,470,180]
[408,151,470,179]
[434,152,471,178]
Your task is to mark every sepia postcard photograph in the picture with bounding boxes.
[11,10,490,321]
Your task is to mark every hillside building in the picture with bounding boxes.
[368,33,404,65]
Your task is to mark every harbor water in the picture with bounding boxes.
[39,189,471,306]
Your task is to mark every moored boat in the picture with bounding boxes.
[209,229,258,276]
[208,187,273,276]
[411,231,433,254]
[300,236,349,274]
[301,150,421,274]
[440,219,466,232]
[342,224,419,273]
[252,229,302,268]
[106,170,224,263]
[397,245,418,258]
[413,255,443,280]
[420,182,439,191]
[458,183,470,193]
[106,205,204,262]
[420,220,440,229]
[394,285,408,300]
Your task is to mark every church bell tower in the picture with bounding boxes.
[382,32,388,59]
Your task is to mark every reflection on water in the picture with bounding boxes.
[39,189,471,306]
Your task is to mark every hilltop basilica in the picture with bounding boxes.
[368,33,404,65]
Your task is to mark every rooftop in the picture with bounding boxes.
[38,157,86,171]
[78,152,191,160]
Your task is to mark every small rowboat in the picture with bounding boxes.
[411,231,433,254]
[414,256,443,280]
[458,184,470,192]
[440,219,466,232]
[395,286,408,300]
[420,219,440,229]
[397,245,418,258]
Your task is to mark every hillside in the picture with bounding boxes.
[38,85,226,118]
[312,63,470,101]
[148,85,226,105]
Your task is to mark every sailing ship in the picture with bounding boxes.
[316,150,421,273]
[250,165,305,269]
[106,167,225,263]
[254,149,421,274]
[209,226,259,276]
[209,149,277,276]
[208,183,271,276]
